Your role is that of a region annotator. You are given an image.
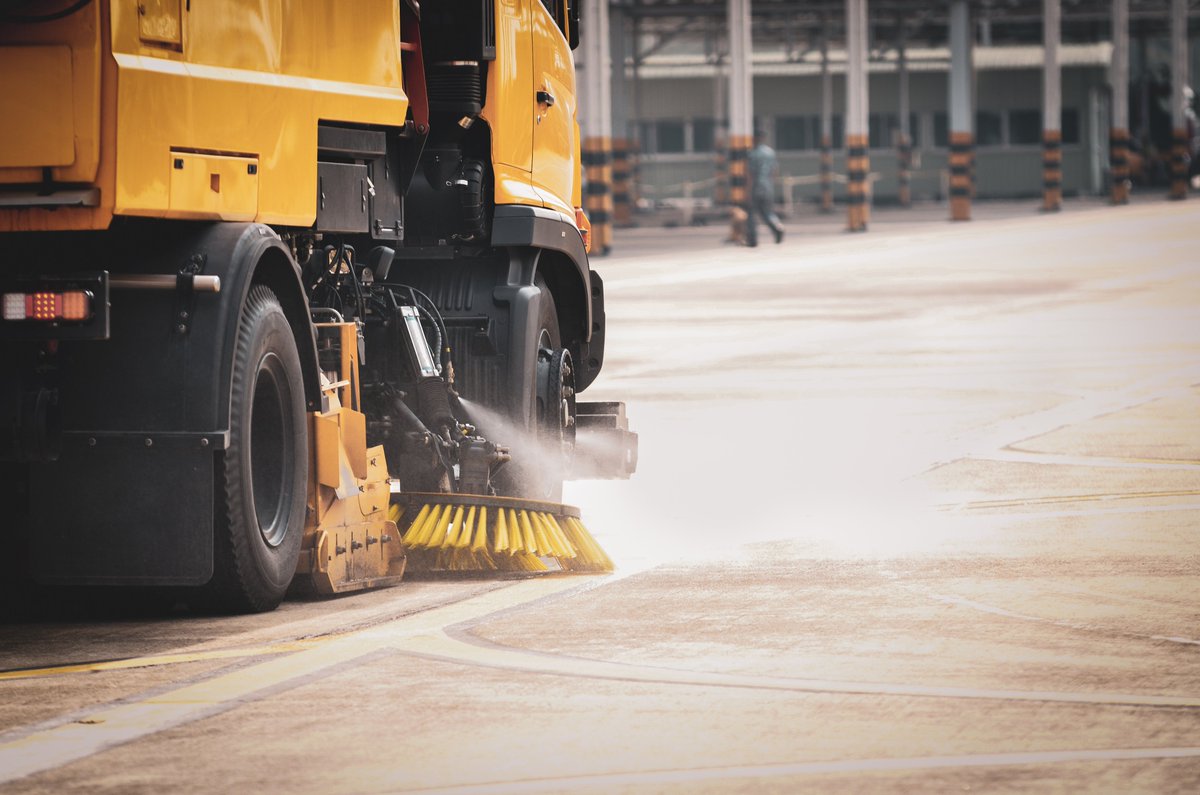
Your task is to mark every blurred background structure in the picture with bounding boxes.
[574,0,1199,240]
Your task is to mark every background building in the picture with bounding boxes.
[579,0,1199,218]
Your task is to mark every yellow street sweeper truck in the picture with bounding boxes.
[0,0,637,611]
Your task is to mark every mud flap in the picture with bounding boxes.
[30,434,216,585]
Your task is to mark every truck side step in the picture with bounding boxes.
[571,401,639,480]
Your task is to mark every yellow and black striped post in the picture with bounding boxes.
[630,139,641,212]
[949,131,972,221]
[896,133,912,207]
[728,134,752,240]
[612,138,635,226]
[845,133,869,232]
[1042,129,1062,211]
[1169,128,1188,201]
[1110,128,1130,205]
[819,134,834,213]
[969,145,978,198]
[582,136,614,254]
[728,134,752,238]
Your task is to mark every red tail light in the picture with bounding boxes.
[2,290,93,322]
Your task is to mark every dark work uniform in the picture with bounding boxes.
[746,142,784,246]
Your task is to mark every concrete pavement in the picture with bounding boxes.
[1,199,1197,793]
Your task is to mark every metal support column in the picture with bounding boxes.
[1110,0,1130,204]
[845,0,869,232]
[1042,0,1063,211]
[714,29,730,212]
[581,0,614,253]
[728,0,754,241]
[897,19,912,207]
[820,14,834,213]
[1168,0,1189,200]
[948,0,973,221]
[610,6,634,227]
[631,11,644,217]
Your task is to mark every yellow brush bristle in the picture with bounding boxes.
[394,497,611,575]
[470,506,488,552]
[402,503,432,545]
[561,517,614,572]
[455,506,477,549]
[519,510,537,554]
[442,511,461,547]
[493,507,510,553]
[508,509,525,553]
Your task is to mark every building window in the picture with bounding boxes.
[775,116,811,150]
[1000,109,1078,146]
[933,112,948,148]
[868,113,899,149]
[654,120,686,154]
[693,118,716,152]
[831,115,844,149]
[775,115,831,151]
[976,111,1003,146]
[1008,109,1041,145]
[1061,108,1080,145]
[636,121,653,152]
[908,112,921,147]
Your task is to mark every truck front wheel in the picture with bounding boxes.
[210,285,307,612]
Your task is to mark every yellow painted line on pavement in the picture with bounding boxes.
[0,575,606,786]
[997,447,1200,470]
[922,591,1200,647]
[394,746,1200,794]
[0,640,321,682]
[394,628,1200,709]
[941,489,1200,511]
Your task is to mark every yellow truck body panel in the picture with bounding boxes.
[1,0,581,232]
[0,0,409,230]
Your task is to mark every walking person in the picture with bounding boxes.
[746,129,785,246]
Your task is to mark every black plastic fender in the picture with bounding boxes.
[175,223,321,427]
[491,205,605,391]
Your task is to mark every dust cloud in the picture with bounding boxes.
[566,397,953,572]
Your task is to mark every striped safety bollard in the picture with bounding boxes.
[949,131,972,221]
[845,133,869,231]
[819,134,834,213]
[1110,128,1130,205]
[612,138,634,227]
[583,136,614,254]
[897,133,912,207]
[1042,129,1062,211]
[1169,128,1189,201]
[727,135,752,242]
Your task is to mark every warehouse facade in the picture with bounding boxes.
[624,44,1113,206]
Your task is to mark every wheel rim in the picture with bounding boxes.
[535,341,577,466]
[250,353,290,548]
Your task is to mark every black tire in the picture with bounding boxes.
[495,278,567,503]
[210,286,307,613]
[456,158,490,242]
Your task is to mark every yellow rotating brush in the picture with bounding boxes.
[390,492,614,575]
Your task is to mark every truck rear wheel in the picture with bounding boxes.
[210,286,307,612]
